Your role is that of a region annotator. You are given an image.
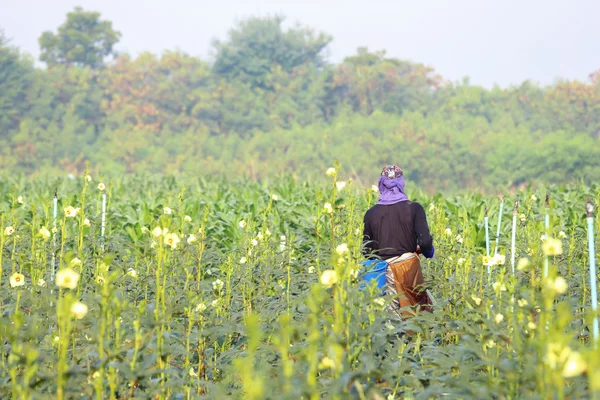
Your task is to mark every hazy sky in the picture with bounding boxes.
[1,0,599,87]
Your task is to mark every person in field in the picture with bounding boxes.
[362,165,435,319]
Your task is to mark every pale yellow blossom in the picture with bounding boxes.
[542,238,563,256]
[335,243,349,255]
[56,268,80,289]
[39,226,51,239]
[335,181,346,191]
[320,270,338,288]
[71,302,88,319]
[64,206,80,218]
[164,232,181,249]
[10,272,25,288]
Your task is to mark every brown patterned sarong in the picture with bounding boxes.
[385,253,434,318]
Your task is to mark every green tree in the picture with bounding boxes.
[0,30,35,140]
[212,16,331,90]
[39,7,121,68]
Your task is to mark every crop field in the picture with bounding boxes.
[1,171,599,399]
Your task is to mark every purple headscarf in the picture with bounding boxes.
[377,165,409,205]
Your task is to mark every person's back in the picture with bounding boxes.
[363,201,433,260]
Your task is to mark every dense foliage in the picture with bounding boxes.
[0,172,599,398]
[1,9,599,191]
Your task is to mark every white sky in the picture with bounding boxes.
[1,0,599,87]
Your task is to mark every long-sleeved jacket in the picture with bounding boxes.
[362,201,434,260]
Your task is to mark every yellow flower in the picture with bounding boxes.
[56,268,80,289]
[563,351,587,378]
[545,344,571,369]
[493,254,506,266]
[370,184,379,193]
[97,183,105,191]
[308,266,315,274]
[335,243,349,255]
[10,272,25,287]
[187,234,197,244]
[471,296,482,306]
[17,196,24,204]
[85,174,92,182]
[318,356,336,370]
[558,231,567,239]
[4,226,15,236]
[271,194,279,201]
[428,203,435,212]
[239,256,247,264]
[195,303,207,313]
[325,167,336,177]
[152,227,163,238]
[141,226,149,233]
[445,228,452,235]
[542,238,563,256]
[519,213,526,222]
[320,270,338,288]
[127,268,137,278]
[64,206,80,218]
[163,207,172,215]
[71,302,88,319]
[517,258,530,271]
[495,313,504,324]
[527,321,537,330]
[184,215,192,223]
[531,194,537,201]
[96,276,105,285]
[37,278,47,287]
[482,255,494,267]
[553,276,568,294]
[239,220,247,228]
[212,279,224,291]
[83,218,90,226]
[373,297,386,309]
[70,257,82,267]
[485,340,496,348]
[39,226,51,240]
[323,202,333,214]
[164,232,181,249]
[492,281,507,292]
[517,299,528,307]
[335,181,346,191]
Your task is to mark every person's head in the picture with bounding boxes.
[380,165,403,180]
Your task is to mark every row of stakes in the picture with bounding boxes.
[484,192,598,346]
[44,188,597,344]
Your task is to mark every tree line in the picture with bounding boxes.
[1,7,599,191]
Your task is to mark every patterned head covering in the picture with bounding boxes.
[381,165,403,180]
[378,165,408,205]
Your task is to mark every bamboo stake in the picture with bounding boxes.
[494,197,504,256]
[485,205,490,275]
[511,199,518,274]
[586,199,598,346]
[101,190,107,252]
[544,191,550,279]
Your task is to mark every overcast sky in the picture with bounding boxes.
[1,0,599,87]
